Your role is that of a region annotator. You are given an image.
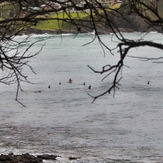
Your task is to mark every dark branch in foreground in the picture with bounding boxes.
[87,39,163,102]
[0,0,162,103]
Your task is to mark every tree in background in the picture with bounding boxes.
[0,0,162,103]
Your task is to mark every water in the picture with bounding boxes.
[0,33,163,162]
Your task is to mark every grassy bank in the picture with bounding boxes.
[34,11,91,31]
[34,3,121,31]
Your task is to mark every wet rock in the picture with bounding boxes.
[69,156,81,160]
[37,154,61,160]
[0,153,62,163]
[0,153,42,163]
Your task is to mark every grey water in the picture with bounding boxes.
[0,32,163,162]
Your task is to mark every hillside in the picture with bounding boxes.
[0,1,162,35]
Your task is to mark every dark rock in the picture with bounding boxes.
[0,153,43,163]
[37,154,61,160]
[0,153,62,163]
[69,156,80,160]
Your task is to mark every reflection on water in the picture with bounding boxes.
[0,33,163,162]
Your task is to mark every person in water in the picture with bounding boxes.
[69,78,72,83]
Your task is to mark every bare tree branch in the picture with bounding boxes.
[0,0,162,103]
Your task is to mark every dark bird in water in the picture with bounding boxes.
[69,78,72,83]
[34,90,41,93]
[83,82,85,85]
[48,85,51,89]
[88,85,91,90]
[147,81,150,85]
[59,82,61,85]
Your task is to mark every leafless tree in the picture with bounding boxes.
[0,0,163,103]
[0,0,44,105]
[85,0,163,102]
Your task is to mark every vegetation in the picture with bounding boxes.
[34,11,91,31]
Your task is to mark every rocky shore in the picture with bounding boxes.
[0,153,59,163]
[19,20,160,36]
[0,153,138,163]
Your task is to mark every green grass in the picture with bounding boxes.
[29,3,122,31]
[35,11,90,31]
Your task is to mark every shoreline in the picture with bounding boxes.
[0,153,156,163]
[17,27,159,36]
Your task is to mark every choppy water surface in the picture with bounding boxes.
[0,33,163,162]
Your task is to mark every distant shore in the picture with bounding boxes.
[18,26,160,36]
